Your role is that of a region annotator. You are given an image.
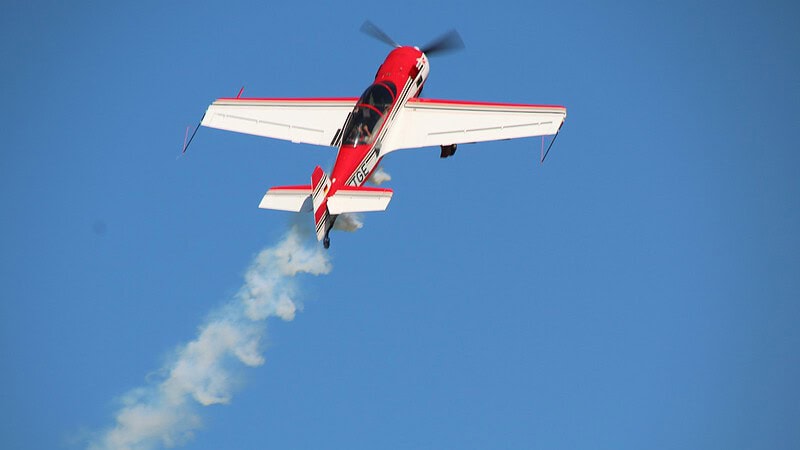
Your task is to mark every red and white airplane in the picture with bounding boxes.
[195,23,566,248]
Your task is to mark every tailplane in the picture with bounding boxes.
[327,186,393,214]
[259,185,312,212]
[258,166,393,249]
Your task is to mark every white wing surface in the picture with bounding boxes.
[381,98,566,153]
[201,97,357,147]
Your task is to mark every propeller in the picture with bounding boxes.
[360,21,464,56]
[421,29,464,55]
[360,20,399,48]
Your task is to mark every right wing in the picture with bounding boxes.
[201,97,357,147]
[381,98,566,153]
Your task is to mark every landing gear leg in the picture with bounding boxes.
[323,216,336,249]
[440,144,457,158]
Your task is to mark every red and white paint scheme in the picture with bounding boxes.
[200,37,566,248]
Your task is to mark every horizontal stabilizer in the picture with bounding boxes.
[259,185,312,212]
[327,186,393,214]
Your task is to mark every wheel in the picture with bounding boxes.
[323,235,330,249]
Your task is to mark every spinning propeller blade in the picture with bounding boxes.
[360,20,399,48]
[360,21,465,56]
[421,29,464,55]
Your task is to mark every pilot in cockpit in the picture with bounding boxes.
[359,123,372,141]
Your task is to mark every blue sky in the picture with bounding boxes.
[2,1,799,449]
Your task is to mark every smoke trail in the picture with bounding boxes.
[367,166,391,185]
[333,213,364,232]
[87,226,330,450]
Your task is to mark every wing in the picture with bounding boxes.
[381,98,566,153]
[201,97,358,147]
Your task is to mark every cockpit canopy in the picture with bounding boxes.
[342,81,397,146]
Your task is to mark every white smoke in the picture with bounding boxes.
[367,166,391,185]
[87,226,331,450]
[333,213,364,232]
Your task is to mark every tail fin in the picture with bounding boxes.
[311,166,332,242]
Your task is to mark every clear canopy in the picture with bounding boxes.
[343,81,397,146]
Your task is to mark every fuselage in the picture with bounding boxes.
[328,46,430,194]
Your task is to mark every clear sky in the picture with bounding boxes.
[2,1,799,449]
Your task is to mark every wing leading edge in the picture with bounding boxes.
[201,97,358,147]
[381,98,566,154]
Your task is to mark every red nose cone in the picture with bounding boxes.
[375,46,424,84]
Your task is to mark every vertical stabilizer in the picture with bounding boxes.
[311,166,332,243]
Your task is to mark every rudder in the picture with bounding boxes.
[311,166,332,242]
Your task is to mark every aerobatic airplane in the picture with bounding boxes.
[192,22,566,248]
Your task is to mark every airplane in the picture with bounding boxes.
[191,22,566,248]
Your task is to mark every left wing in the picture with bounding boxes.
[201,97,357,147]
[381,98,566,153]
